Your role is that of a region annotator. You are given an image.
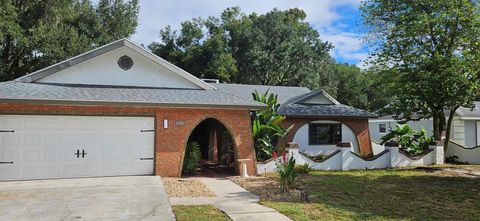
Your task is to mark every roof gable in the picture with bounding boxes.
[292,90,340,105]
[16,39,215,90]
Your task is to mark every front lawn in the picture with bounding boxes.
[173,205,231,221]
[238,165,480,221]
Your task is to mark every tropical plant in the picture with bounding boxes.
[182,141,201,174]
[277,155,298,193]
[252,90,292,161]
[381,124,433,156]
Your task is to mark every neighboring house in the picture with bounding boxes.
[0,38,377,181]
[369,102,480,148]
[213,84,377,155]
[369,116,433,142]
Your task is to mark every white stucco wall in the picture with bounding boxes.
[38,47,201,89]
[292,120,359,154]
[446,141,480,164]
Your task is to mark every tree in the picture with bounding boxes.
[149,7,334,90]
[361,0,480,151]
[334,63,392,111]
[0,0,139,81]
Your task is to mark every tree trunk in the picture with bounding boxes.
[444,106,460,154]
[432,111,441,141]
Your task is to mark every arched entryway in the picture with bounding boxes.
[183,118,236,177]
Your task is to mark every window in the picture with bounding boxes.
[379,123,387,133]
[308,123,342,145]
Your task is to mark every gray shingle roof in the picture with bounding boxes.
[0,81,265,109]
[278,91,377,118]
[212,83,310,104]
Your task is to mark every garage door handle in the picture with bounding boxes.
[0,161,13,164]
[140,157,154,160]
[0,130,14,133]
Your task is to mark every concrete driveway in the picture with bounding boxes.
[0,176,175,221]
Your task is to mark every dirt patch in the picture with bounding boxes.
[415,165,480,178]
[162,178,216,197]
[228,175,303,202]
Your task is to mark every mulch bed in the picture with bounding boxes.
[162,178,216,197]
[228,175,304,202]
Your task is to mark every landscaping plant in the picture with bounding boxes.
[381,124,432,156]
[294,163,313,174]
[182,141,201,174]
[277,154,298,193]
[252,90,292,161]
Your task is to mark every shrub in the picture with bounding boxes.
[381,124,433,156]
[183,141,201,174]
[300,151,328,162]
[277,155,298,192]
[295,163,313,174]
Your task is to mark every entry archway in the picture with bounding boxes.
[183,118,237,176]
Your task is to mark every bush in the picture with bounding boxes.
[300,151,328,162]
[277,156,298,192]
[295,163,313,174]
[183,141,201,174]
[381,124,433,156]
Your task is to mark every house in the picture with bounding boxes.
[0,38,376,181]
[213,84,377,156]
[0,39,265,181]
[369,102,480,148]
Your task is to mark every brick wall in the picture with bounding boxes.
[0,103,256,177]
[280,117,373,155]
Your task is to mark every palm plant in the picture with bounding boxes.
[252,90,292,161]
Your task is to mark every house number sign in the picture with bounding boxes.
[175,120,186,126]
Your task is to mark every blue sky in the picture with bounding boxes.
[128,0,367,67]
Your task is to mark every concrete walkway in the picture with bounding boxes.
[169,177,291,221]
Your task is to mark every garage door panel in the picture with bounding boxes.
[0,115,155,181]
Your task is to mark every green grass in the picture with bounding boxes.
[173,205,231,221]
[262,167,480,221]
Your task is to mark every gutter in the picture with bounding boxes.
[0,98,266,111]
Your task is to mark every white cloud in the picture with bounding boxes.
[128,0,366,65]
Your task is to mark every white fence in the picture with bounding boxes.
[446,141,480,164]
[256,143,444,174]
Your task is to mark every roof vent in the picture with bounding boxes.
[202,79,220,83]
[118,55,133,70]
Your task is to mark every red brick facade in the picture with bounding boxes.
[0,103,257,177]
[280,117,373,155]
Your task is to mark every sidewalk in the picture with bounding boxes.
[169,177,291,221]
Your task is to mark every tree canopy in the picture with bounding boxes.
[0,0,139,81]
[149,7,335,91]
[361,0,480,147]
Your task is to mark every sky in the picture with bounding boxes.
[127,0,368,67]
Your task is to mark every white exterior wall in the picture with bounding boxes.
[292,120,359,154]
[257,143,445,174]
[446,141,480,164]
[38,47,201,89]
[369,119,434,142]
[386,146,434,167]
[340,148,390,170]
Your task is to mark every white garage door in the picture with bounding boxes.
[0,115,155,181]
